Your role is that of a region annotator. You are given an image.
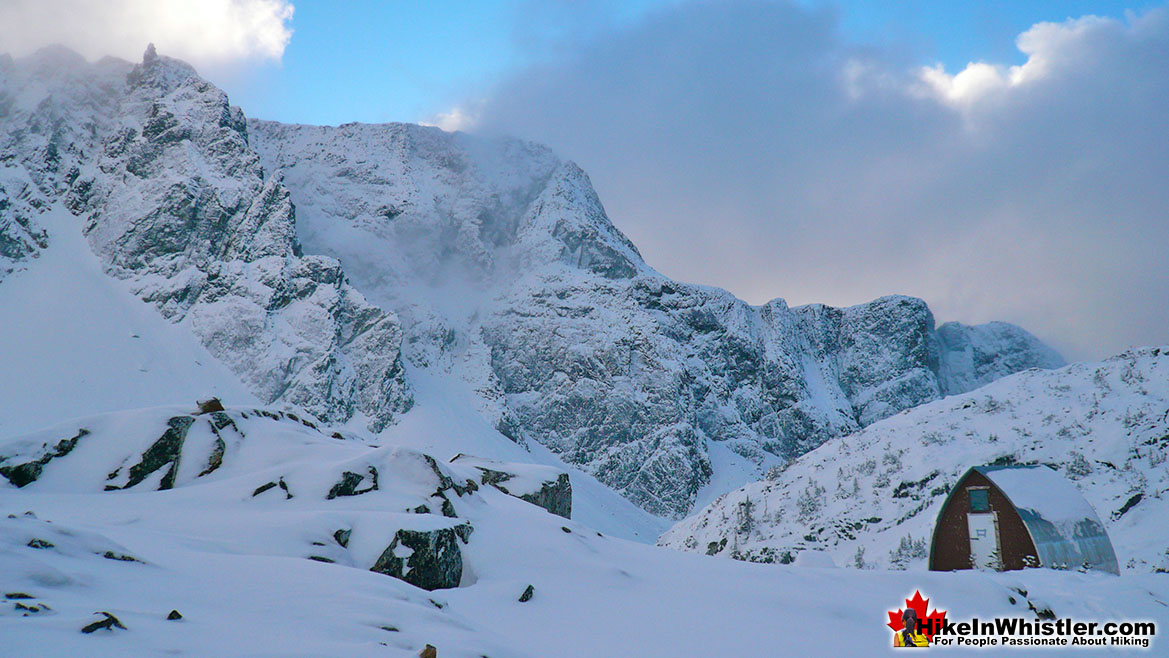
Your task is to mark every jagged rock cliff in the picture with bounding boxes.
[1,46,1061,517]
[0,46,411,430]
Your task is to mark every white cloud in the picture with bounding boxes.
[916,15,1118,109]
[0,0,293,66]
[421,104,482,133]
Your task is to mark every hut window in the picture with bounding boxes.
[969,488,990,513]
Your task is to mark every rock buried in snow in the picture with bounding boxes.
[81,611,126,633]
[327,467,379,499]
[519,584,535,602]
[0,429,90,487]
[449,454,572,518]
[370,525,471,591]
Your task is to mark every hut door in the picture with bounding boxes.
[967,487,1000,569]
[967,512,1001,570]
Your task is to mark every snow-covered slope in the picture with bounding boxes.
[660,347,1169,572]
[248,120,1063,518]
[0,207,254,439]
[1,44,1061,519]
[3,404,1167,657]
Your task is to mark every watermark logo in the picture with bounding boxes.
[885,588,1156,649]
[887,590,947,647]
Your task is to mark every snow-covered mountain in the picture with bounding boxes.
[0,45,411,432]
[660,347,1169,572]
[245,118,1062,518]
[0,45,1061,518]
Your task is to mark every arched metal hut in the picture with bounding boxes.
[929,464,1119,575]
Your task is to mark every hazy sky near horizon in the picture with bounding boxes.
[1,1,1167,360]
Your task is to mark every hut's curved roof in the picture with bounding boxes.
[974,465,1119,575]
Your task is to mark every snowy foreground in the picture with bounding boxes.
[2,405,1167,657]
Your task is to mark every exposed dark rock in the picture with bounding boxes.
[370,524,471,591]
[252,481,278,496]
[167,610,182,620]
[450,455,571,518]
[0,429,90,487]
[196,397,225,414]
[27,538,54,549]
[101,551,141,562]
[308,556,334,563]
[4,593,34,600]
[517,473,572,519]
[561,527,571,534]
[518,585,535,602]
[333,528,351,548]
[114,416,196,490]
[253,477,292,499]
[419,645,437,658]
[327,467,379,499]
[197,412,236,477]
[433,493,457,518]
[81,611,126,633]
[15,601,47,614]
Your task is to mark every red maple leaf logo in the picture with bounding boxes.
[887,590,947,641]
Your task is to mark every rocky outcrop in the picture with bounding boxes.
[370,523,472,591]
[450,454,572,518]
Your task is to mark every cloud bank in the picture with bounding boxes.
[459,2,1169,360]
[0,0,293,67]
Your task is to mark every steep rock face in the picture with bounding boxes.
[659,347,1169,572]
[0,47,412,430]
[248,122,1064,518]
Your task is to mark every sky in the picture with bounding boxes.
[0,0,1167,360]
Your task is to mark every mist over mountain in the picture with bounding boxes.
[0,45,1065,518]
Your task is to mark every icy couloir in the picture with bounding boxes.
[659,346,1169,572]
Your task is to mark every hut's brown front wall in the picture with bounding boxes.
[930,471,1039,571]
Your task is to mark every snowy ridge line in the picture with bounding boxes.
[660,346,1169,573]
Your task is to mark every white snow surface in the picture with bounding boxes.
[3,404,1167,657]
[0,207,255,438]
[660,347,1169,573]
[982,466,1103,528]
